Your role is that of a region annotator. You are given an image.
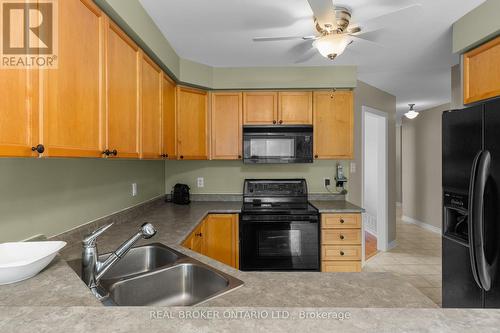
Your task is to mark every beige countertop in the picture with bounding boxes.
[3,201,496,332]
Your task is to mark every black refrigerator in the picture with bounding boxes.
[442,97,500,308]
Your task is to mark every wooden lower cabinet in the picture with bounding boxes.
[321,213,362,272]
[182,214,239,268]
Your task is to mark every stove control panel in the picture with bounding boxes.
[244,179,307,197]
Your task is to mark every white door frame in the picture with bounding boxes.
[361,106,389,252]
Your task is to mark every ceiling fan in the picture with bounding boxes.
[252,0,421,62]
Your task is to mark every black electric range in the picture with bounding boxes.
[239,179,320,271]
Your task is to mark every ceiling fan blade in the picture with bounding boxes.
[253,36,318,42]
[307,0,336,28]
[348,28,385,42]
[349,35,383,47]
[253,36,305,42]
[357,3,422,26]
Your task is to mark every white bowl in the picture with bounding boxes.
[0,241,67,285]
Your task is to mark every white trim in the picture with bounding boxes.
[365,229,377,237]
[361,106,389,252]
[396,202,402,207]
[401,215,442,234]
[387,239,398,250]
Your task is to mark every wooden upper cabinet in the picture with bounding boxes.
[162,75,176,159]
[243,91,278,125]
[278,91,312,124]
[176,86,208,160]
[313,91,354,159]
[463,36,500,104]
[105,21,140,158]
[0,69,38,157]
[211,92,242,160]
[203,214,239,268]
[42,0,104,157]
[140,55,162,159]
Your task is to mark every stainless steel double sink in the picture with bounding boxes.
[69,243,243,306]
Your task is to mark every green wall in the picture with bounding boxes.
[452,0,500,53]
[0,159,165,242]
[165,160,349,194]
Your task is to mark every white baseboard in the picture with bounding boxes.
[401,215,441,234]
[387,240,398,250]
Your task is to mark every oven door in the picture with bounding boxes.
[243,126,313,164]
[239,218,320,271]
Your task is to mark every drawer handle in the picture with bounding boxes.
[339,234,345,240]
[340,251,345,256]
[195,232,203,237]
[340,218,345,224]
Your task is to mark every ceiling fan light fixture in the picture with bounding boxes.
[404,104,419,119]
[313,34,351,60]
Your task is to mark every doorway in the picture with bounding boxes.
[362,106,389,259]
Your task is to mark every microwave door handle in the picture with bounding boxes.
[468,150,492,291]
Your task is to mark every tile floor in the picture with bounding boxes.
[363,208,442,306]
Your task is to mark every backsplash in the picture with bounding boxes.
[165,160,351,194]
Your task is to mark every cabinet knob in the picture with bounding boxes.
[314,155,318,159]
[180,155,184,159]
[238,155,242,159]
[31,144,45,154]
[340,218,345,224]
[272,120,277,124]
[340,251,345,256]
[278,120,283,124]
[103,149,118,156]
[165,153,169,158]
[161,154,168,158]
[339,234,345,240]
[195,232,202,237]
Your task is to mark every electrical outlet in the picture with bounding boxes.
[131,183,137,197]
[324,178,331,187]
[350,162,356,173]
[197,177,204,188]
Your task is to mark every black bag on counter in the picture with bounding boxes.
[171,184,190,205]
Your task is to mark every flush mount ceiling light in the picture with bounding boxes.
[312,34,352,60]
[405,104,419,119]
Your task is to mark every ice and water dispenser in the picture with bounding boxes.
[443,191,469,244]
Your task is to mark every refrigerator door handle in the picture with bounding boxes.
[468,150,492,291]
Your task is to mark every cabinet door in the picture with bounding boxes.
[243,92,277,125]
[140,55,162,159]
[0,69,38,157]
[463,36,500,104]
[211,92,242,160]
[42,0,104,157]
[313,91,354,159]
[105,21,140,158]
[278,91,312,124]
[176,86,208,160]
[203,214,239,268]
[162,75,176,159]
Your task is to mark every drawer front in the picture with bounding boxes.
[322,261,361,272]
[322,229,361,245]
[322,213,361,229]
[322,245,361,261]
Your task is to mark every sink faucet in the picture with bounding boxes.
[81,222,157,298]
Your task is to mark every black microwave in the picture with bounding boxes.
[243,125,313,164]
